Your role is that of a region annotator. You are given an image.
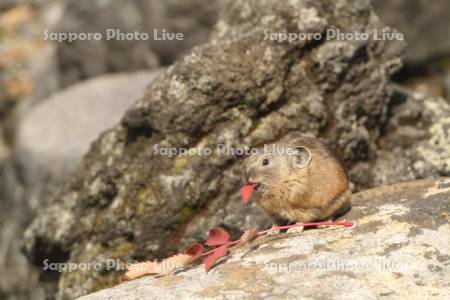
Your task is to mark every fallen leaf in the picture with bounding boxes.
[206,227,230,246]
[238,228,258,246]
[204,244,228,271]
[185,243,204,258]
[122,244,204,280]
[122,260,159,281]
[158,253,195,275]
[240,184,257,204]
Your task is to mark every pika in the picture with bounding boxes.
[242,134,351,233]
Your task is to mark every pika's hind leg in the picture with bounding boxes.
[317,191,352,228]
[286,210,317,234]
[333,190,352,218]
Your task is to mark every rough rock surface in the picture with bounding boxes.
[57,0,229,86]
[350,85,450,188]
[373,0,450,65]
[79,178,450,300]
[23,0,450,299]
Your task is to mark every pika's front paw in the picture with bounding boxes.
[266,230,280,236]
[266,226,280,235]
[287,225,304,235]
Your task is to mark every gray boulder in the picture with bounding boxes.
[78,178,450,300]
[15,70,162,210]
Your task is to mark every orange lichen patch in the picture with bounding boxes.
[0,47,27,68]
[0,5,34,31]
[0,40,46,68]
[3,77,33,98]
[0,47,29,68]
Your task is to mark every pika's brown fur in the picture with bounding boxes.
[242,134,351,226]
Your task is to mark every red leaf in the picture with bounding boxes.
[185,243,204,260]
[240,184,257,204]
[206,228,230,246]
[204,244,228,271]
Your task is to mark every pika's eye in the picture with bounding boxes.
[262,159,269,166]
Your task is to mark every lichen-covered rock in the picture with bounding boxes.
[350,86,450,188]
[23,0,450,299]
[389,91,450,179]
[78,178,450,300]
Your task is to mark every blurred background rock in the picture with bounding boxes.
[0,1,226,299]
[56,0,229,86]
[0,0,449,299]
[373,0,450,98]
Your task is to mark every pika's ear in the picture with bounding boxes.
[292,146,311,169]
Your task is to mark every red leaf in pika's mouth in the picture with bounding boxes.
[240,184,257,204]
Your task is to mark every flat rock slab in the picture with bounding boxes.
[79,178,450,299]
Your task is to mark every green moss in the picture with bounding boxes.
[59,240,135,296]
[110,241,134,256]
[135,183,158,214]
[172,156,189,174]
[137,186,153,203]
[179,206,194,222]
